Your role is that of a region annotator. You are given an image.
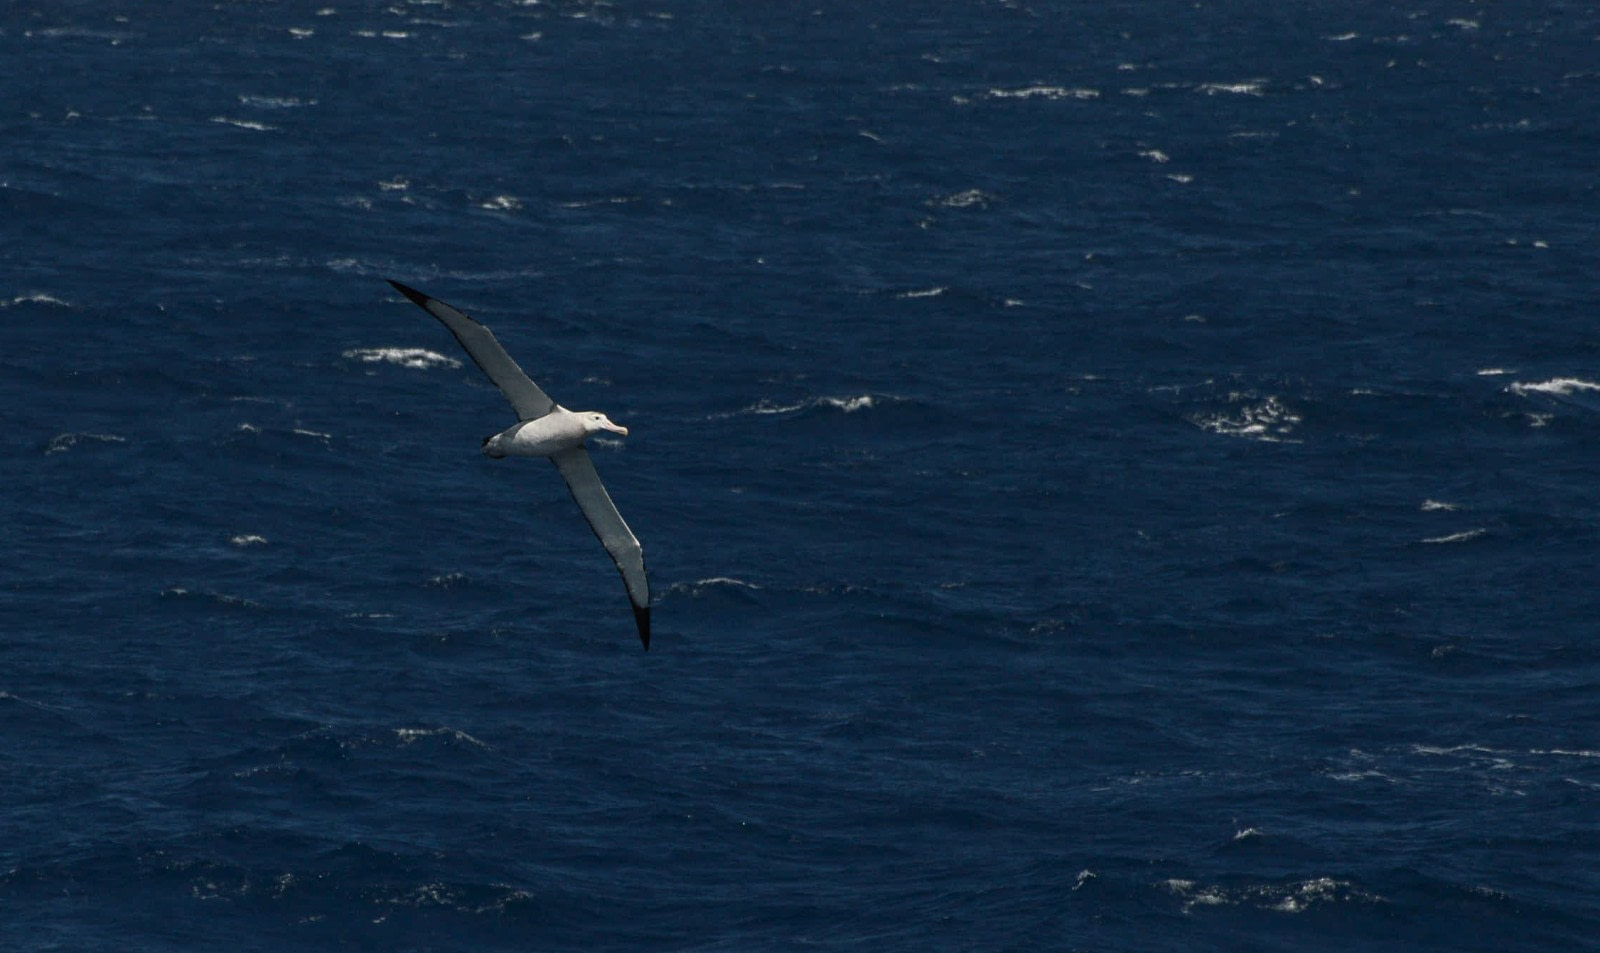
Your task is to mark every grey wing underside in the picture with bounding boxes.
[551,446,651,650]
[387,280,557,422]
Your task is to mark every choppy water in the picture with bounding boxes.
[4,2,1598,950]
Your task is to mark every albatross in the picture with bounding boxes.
[387,279,651,649]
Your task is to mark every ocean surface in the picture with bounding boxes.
[4,1,1598,950]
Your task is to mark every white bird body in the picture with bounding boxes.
[484,407,629,459]
[386,279,652,649]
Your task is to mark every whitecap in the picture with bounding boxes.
[1164,876,1380,914]
[9,292,72,308]
[1508,377,1600,397]
[933,189,995,209]
[1421,528,1486,544]
[210,116,276,132]
[897,286,947,299]
[395,726,488,748]
[823,395,877,412]
[343,347,461,370]
[1189,395,1301,442]
[45,432,126,454]
[1420,499,1459,512]
[1197,81,1266,96]
[1139,149,1170,163]
[715,394,879,419]
[230,534,268,547]
[987,85,1100,100]
[238,94,317,109]
[478,194,522,211]
[669,577,763,598]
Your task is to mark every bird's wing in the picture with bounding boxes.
[388,280,557,421]
[551,446,651,649]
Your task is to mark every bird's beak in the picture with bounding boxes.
[605,420,630,436]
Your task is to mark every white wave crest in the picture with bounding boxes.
[1189,395,1301,442]
[479,194,522,211]
[343,347,461,370]
[932,189,996,208]
[46,432,126,454]
[988,85,1100,100]
[210,116,276,132]
[395,726,488,748]
[1508,377,1600,397]
[669,577,764,598]
[1197,81,1266,96]
[230,534,268,547]
[1163,876,1380,914]
[718,395,881,419]
[1427,527,1484,543]
[6,292,73,308]
[238,94,317,109]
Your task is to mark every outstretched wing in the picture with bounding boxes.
[551,446,651,649]
[388,280,557,422]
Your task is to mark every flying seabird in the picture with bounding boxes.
[387,279,651,649]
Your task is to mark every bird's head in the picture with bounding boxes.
[580,412,629,437]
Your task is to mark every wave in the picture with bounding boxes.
[45,432,126,454]
[984,85,1101,101]
[664,577,764,599]
[1420,528,1487,544]
[711,394,887,420]
[238,94,318,109]
[1508,377,1600,397]
[1196,80,1267,96]
[343,347,462,370]
[209,116,277,132]
[16,292,73,307]
[394,726,489,749]
[1188,394,1302,443]
[929,189,997,209]
[1162,875,1383,914]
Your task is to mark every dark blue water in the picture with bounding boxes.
[5,2,1598,950]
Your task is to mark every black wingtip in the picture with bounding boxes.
[386,278,431,308]
[635,605,651,651]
